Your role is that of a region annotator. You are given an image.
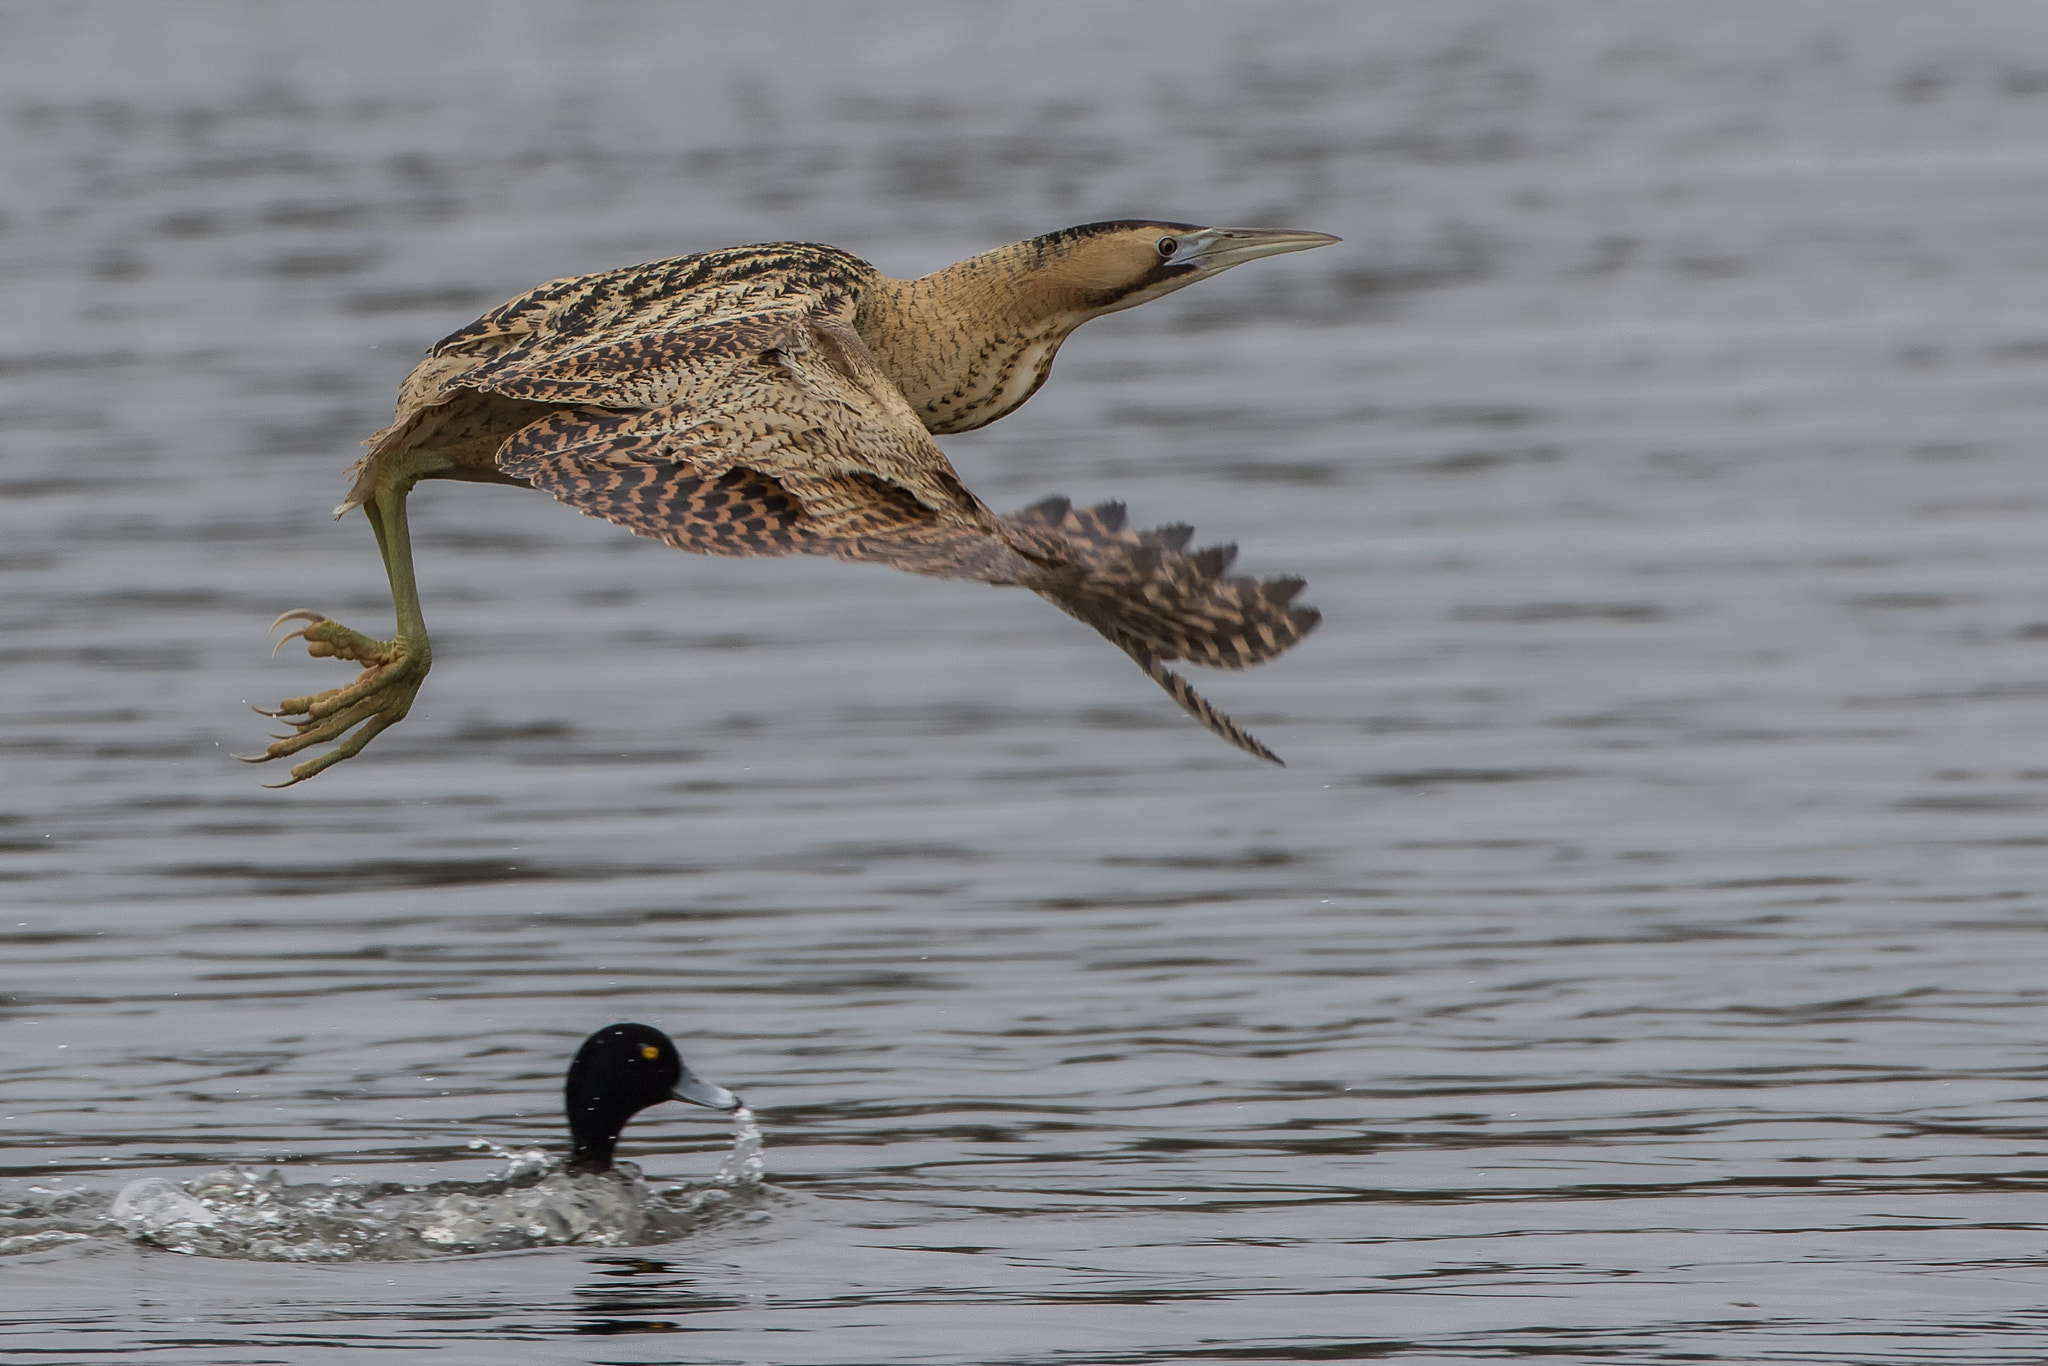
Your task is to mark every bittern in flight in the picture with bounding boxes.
[248,221,1337,784]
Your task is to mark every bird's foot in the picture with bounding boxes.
[239,610,429,786]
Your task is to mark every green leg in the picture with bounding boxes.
[244,455,440,786]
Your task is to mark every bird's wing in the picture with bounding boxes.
[1003,497,1319,671]
[483,313,1319,762]
[1003,497,1321,765]
[345,248,877,507]
[488,306,1050,582]
[415,249,872,401]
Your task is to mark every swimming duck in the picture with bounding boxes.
[563,1023,740,1176]
[247,221,1338,783]
[107,1023,745,1255]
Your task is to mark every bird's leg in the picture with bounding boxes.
[242,453,443,786]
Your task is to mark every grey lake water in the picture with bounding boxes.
[9,1,2048,1360]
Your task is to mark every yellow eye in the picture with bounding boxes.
[640,1044,660,1061]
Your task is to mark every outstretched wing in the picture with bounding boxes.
[1004,497,1319,670]
[485,316,1317,763]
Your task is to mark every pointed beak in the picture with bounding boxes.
[1190,227,1341,271]
[672,1067,741,1111]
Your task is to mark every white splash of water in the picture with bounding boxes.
[463,1137,557,1181]
[711,1105,765,1186]
[74,1132,771,1263]
[111,1176,217,1231]
[414,1168,657,1250]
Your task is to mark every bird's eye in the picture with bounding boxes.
[1156,236,1179,258]
[640,1045,659,1061]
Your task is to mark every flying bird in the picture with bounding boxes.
[248,220,1337,784]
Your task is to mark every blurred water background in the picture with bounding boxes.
[9,1,2048,1360]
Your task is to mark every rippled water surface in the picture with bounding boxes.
[11,1,2048,1360]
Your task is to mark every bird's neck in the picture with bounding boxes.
[564,1135,615,1175]
[856,242,1102,436]
[565,1095,627,1175]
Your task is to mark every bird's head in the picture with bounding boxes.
[868,218,1341,433]
[1028,220,1340,317]
[563,1022,740,1175]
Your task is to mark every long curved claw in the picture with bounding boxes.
[270,609,330,631]
[268,609,330,658]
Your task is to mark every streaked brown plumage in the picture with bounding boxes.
[248,221,1337,783]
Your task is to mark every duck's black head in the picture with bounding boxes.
[563,1022,740,1176]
